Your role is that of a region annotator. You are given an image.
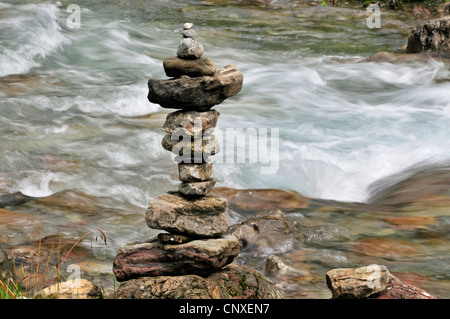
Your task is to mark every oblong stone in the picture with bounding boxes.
[178,161,213,182]
[147,64,244,111]
[145,193,228,237]
[112,235,241,281]
[178,178,216,196]
[163,56,216,77]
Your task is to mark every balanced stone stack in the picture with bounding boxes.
[113,23,244,282]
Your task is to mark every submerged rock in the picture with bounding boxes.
[0,192,35,208]
[110,263,285,299]
[211,187,310,215]
[37,279,102,299]
[112,236,241,280]
[326,264,436,299]
[227,209,291,247]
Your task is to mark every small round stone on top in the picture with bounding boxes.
[183,23,193,30]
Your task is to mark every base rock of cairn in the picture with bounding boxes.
[113,23,283,298]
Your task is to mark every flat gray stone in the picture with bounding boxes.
[145,193,228,237]
[112,235,241,280]
[181,29,198,39]
[147,64,244,111]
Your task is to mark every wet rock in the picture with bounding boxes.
[406,16,450,53]
[178,178,216,196]
[161,133,220,159]
[37,279,102,299]
[0,192,35,208]
[112,235,241,280]
[326,264,436,299]
[147,64,244,111]
[226,209,291,247]
[162,109,219,137]
[211,187,310,215]
[178,161,213,182]
[110,263,284,299]
[412,5,432,19]
[145,193,228,237]
[177,38,204,59]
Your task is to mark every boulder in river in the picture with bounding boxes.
[406,16,450,53]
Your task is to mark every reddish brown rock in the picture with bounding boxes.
[112,235,241,281]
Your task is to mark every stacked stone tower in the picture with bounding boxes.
[113,23,244,281]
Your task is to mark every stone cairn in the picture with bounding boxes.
[113,23,244,281]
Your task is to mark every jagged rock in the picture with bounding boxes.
[161,133,220,160]
[226,209,291,247]
[406,16,450,53]
[37,279,102,299]
[178,178,216,196]
[178,161,213,182]
[112,236,241,280]
[163,56,216,78]
[145,193,228,237]
[177,38,204,59]
[326,264,436,299]
[110,263,285,299]
[147,64,244,111]
[162,109,219,137]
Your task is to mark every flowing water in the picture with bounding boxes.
[0,0,449,298]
